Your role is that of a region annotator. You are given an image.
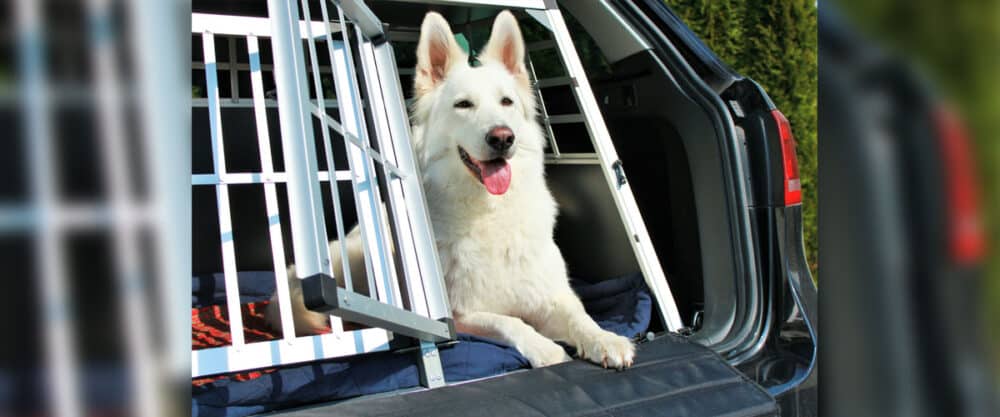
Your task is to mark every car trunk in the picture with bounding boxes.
[191,0,753,348]
[191,0,768,413]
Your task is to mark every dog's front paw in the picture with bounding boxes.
[580,331,635,369]
[519,337,572,368]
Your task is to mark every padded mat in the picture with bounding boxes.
[278,335,778,417]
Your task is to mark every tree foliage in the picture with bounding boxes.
[836,0,1000,374]
[664,0,819,275]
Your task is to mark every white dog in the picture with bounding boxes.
[267,11,634,369]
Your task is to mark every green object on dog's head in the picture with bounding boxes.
[454,33,481,67]
[455,33,470,54]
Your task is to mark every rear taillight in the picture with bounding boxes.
[773,110,802,206]
[934,106,986,265]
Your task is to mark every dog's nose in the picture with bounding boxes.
[485,126,515,152]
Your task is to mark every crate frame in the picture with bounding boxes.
[189,0,684,389]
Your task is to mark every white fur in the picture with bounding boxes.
[266,10,634,369]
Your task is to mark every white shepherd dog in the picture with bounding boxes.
[267,10,634,369]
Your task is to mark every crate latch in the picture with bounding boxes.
[612,160,627,188]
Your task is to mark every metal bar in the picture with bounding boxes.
[193,61,335,73]
[192,98,341,108]
[526,53,560,157]
[342,34,402,309]
[388,31,419,43]
[300,0,355,302]
[544,9,684,331]
[333,291,451,340]
[535,76,572,89]
[0,203,154,231]
[228,37,239,101]
[345,25,408,308]
[305,277,451,341]
[416,341,446,388]
[248,34,296,339]
[266,0,337,319]
[17,0,82,414]
[336,0,385,41]
[336,1,454,388]
[343,20,404,311]
[327,14,390,306]
[544,154,601,165]
[192,13,340,38]
[0,204,34,231]
[191,171,352,186]
[370,41,452,322]
[547,113,585,124]
[87,0,160,414]
[316,0,365,300]
[191,328,391,377]
[312,108,408,180]
[0,85,90,104]
[356,36,417,314]
[374,0,548,9]
[130,0,191,380]
[527,39,556,51]
[203,32,247,347]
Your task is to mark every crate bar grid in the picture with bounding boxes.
[191,170,354,185]
[16,0,83,414]
[299,0,357,300]
[265,0,338,324]
[319,2,452,386]
[202,32,250,347]
[193,328,391,377]
[364,29,454,388]
[131,0,191,389]
[192,62,339,73]
[369,33,453,323]
[335,0,454,324]
[379,0,548,8]
[192,98,341,109]
[191,0,452,381]
[192,13,341,38]
[357,39,430,319]
[248,34,297,339]
[189,0,389,377]
[87,0,162,414]
[15,0,184,413]
[190,0,684,384]
[325,6,402,310]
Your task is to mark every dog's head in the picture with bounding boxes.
[411,11,542,196]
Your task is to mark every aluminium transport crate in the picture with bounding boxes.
[190,0,683,389]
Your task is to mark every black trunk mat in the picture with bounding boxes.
[275,335,778,417]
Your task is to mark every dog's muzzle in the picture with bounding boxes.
[458,146,512,196]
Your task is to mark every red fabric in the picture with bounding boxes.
[192,301,282,350]
[191,301,364,386]
[192,301,282,386]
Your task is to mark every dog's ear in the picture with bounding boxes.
[480,10,528,85]
[415,12,465,96]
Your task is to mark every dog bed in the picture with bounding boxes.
[191,272,653,417]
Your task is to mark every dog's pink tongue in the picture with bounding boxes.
[481,160,511,195]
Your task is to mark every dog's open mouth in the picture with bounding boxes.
[458,146,512,195]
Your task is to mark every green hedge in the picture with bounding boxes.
[663,0,819,277]
[837,0,1000,375]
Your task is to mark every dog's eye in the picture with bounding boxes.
[454,100,474,109]
[501,97,514,106]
